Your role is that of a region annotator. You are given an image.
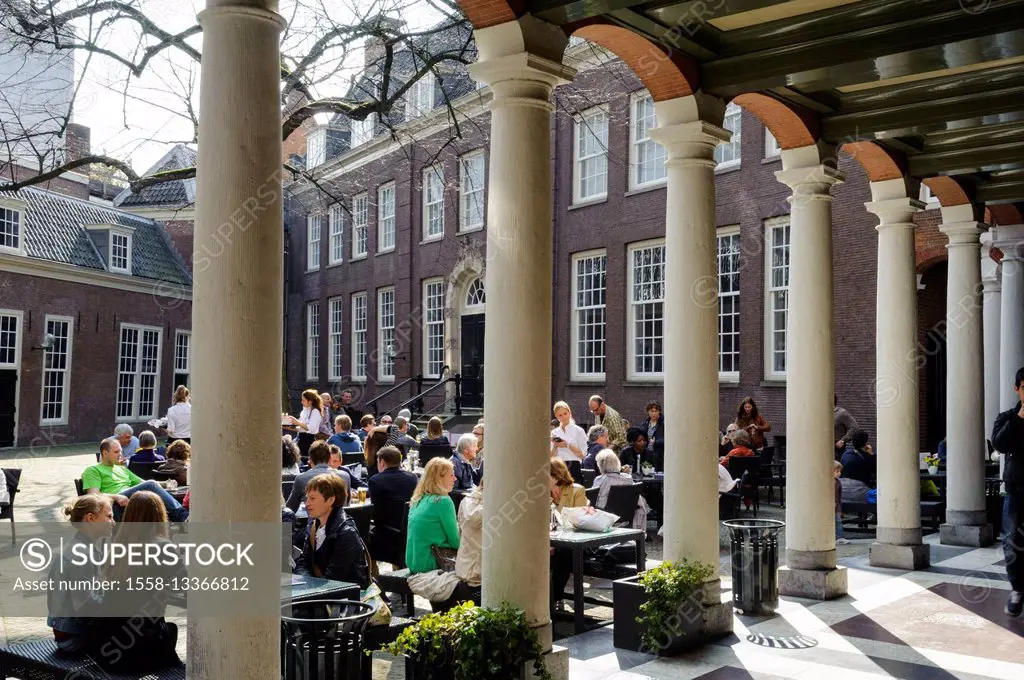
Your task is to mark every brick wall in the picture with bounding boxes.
[1,161,89,200]
[65,123,92,163]
[161,219,195,273]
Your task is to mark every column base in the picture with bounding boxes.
[779,566,848,600]
[869,542,931,570]
[940,522,995,547]
[525,645,569,680]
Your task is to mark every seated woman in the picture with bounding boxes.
[419,416,451,448]
[719,430,755,469]
[294,474,369,587]
[405,458,467,610]
[129,430,165,463]
[594,449,649,530]
[549,457,588,510]
[839,429,876,504]
[619,427,648,472]
[363,426,391,479]
[156,439,190,486]
[282,435,301,476]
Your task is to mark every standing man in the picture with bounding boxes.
[318,392,335,438]
[834,395,859,456]
[589,395,627,452]
[992,366,1024,617]
[339,389,364,424]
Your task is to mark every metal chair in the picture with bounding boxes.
[566,460,583,484]
[417,442,452,466]
[728,458,760,516]
[580,468,597,488]
[601,482,643,526]
[127,460,160,480]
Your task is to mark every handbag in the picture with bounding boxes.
[431,545,458,573]
[359,538,391,625]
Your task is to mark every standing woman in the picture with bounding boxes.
[164,385,191,446]
[550,401,588,462]
[735,397,771,451]
[640,400,666,471]
[289,389,323,460]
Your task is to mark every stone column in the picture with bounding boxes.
[981,232,1002,436]
[468,17,573,657]
[865,180,929,570]
[940,213,994,547]
[776,151,848,599]
[997,225,1024,411]
[188,1,285,678]
[648,96,732,641]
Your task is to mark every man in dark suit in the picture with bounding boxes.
[367,446,418,566]
[992,365,1024,617]
[286,440,352,513]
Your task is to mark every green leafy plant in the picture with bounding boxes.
[636,559,715,653]
[924,454,940,468]
[381,601,552,680]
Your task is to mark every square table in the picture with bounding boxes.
[282,574,360,604]
[550,526,646,633]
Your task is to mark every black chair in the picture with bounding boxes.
[342,452,365,466]
[449,489,467,513]
[728,458,760,516]
[1,468,21,546]
[346,504,372,544]
[369,502,409,569]
[282,477,295,499]
[580,468,597,488]
[719,491,741,520]
[417,442,453,466]
[127,460,160,480]
[566,460,583,484]
[74,478,85,497]
[584,486,599,507]
[600,482,643,527]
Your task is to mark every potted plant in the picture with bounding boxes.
[924,453,940,475]
[613,559,714,656]
[381,601,552,680]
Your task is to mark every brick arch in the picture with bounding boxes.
[731,93,819,149]
[456,0,527,29]
[985,203,1024,226]
[569,24,699,101]
[922,176,971,207]
[839,142,905,182]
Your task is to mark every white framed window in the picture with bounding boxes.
[573,106,609,203]
[116,324,162,420]
[173,330,190,389]
[109,230,132,274]
[328,204,344,265]
[307,126,327,168]
[0,311,22,368]
[422,278,445,379]
[307,214,321,271]
[459,151,485,233]
[0,205,24,255]
[465,277,485,311]
[306,301,320,381]
[717,227,741,381]
[571,250,607,381]
[629,92,666,190]
[40,315,72,425]
[352,292,367,381]
[423,165,445,241]
[765,217,791,379]
[764,128,780,159]
[628,240,666,379]
[378,287,396,381]
[351,193,368,258]
[715,102,742,169]
[378,182,396,252]
[350,114,374,148]
[328,297,344,381]
[406,71,435,119]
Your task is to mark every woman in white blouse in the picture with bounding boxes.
[165,385,192,445]
[289,389,323,458]
[550,401,587,462]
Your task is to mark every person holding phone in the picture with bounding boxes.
[550,401,587,462]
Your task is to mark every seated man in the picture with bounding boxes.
[367,446,418,564]
[450,433,482,491]
[327,415,363,454]
[357,414,376,442]
[112,423,139,461]
[83,438,187,521]
[839,429,876,503]
[386,416,419,452]
[583,425,609,470]
[286,440,352,513]
[327,444,364,488]
[129,431,166,463]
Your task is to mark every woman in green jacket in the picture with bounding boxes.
[406,457,460,573]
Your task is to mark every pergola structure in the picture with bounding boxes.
[188,1,1024,676]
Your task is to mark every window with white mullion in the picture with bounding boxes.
[328,297,344,381]
[350,114,374,148]
[628,242,666,379]
[764,128,780,159]
[307,126,327,168]
[40,316,72,424]
[423,166,444,240]
[351,193,368,257]
[378,288,396,381]
[116,324,161,420]
[306,301,320,381]
[378,183,396,252]
[422,279,445,378]
[406,71,435,118]
[715,102,742,168]
[352,293,367,381]
[109,231,131,274]
[630,93,666,189]
[459,151,485,232]
[0,312,20,367]
[574,107,609,202]
[765,219,791,378]
[328,204,344,264]
[717,229,741,379]
[571,251,607,380]
[173,331,190,389]
[307,214,322,271]
[0,207,21,253]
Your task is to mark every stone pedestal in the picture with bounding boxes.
[940,521,995,547]
[779,565,848,600]
[869,542,931,570]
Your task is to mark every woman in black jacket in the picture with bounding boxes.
[294,474,370,588]
[640,401,666,471]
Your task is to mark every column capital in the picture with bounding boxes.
[940,221,984,246]
[775,165,845,204]
[469,53,575,108]
[865,196,924,229]
[198,3,285,28]
[992,223,1024,261]
[648,120,730,167]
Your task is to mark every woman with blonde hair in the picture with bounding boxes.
[289,389,323,458]
[550,401,587,462]
[164,385,191,445]
[405,458,464,609]
[549,457,588,509]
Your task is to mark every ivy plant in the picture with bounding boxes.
[381,601,552,680]
[636,559,715,653]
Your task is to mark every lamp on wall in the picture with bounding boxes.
[31,332,55,352]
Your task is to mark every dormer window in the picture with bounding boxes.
[350,114,375,148]
[406,71,435,119]
[307,126,327,169]
[0,197,27,256]
[109,229,132,274]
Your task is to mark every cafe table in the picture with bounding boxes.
[282,573,360,604]
[550,526,646,634]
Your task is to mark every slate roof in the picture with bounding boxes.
[14,186,192,286]
[114,144,197,209]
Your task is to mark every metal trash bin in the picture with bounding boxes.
[723,519,785,615]
[281,599,374,680]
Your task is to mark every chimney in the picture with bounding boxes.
[364,16,406,69]
[65,123,91,162]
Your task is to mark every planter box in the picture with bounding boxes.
[612,576,707,656]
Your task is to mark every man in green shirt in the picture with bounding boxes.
[82,438,188,521]
[589,395,627,452]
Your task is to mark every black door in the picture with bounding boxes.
[460,314,485,409]
[0,370,17,448]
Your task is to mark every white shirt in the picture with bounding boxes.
[551,421,588,462]
[299,406,322,434]
[165,402,192,439]
[718,464,738,493]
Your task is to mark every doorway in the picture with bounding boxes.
[0,370,16,448]
[460,314,485,409]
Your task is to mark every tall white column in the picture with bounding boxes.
[981,232,1002,441]
[865,181,929,570]
[189,1,284,678]
[469,17,572,654]
[997,226,1024,411]
[777,151,848,599]
[940,213,994,547]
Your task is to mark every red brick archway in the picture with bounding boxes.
[457,0,527,29]
[732,93,819,149]
[840,141,906,182]
[922,176,972,207]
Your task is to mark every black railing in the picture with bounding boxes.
[365,377,415,417]
[389,367,461,419]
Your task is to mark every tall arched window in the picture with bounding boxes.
[465,277,485,311]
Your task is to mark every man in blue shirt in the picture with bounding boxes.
[450,433,481,491]
[326,415,363,454]
[112,423,139,461]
